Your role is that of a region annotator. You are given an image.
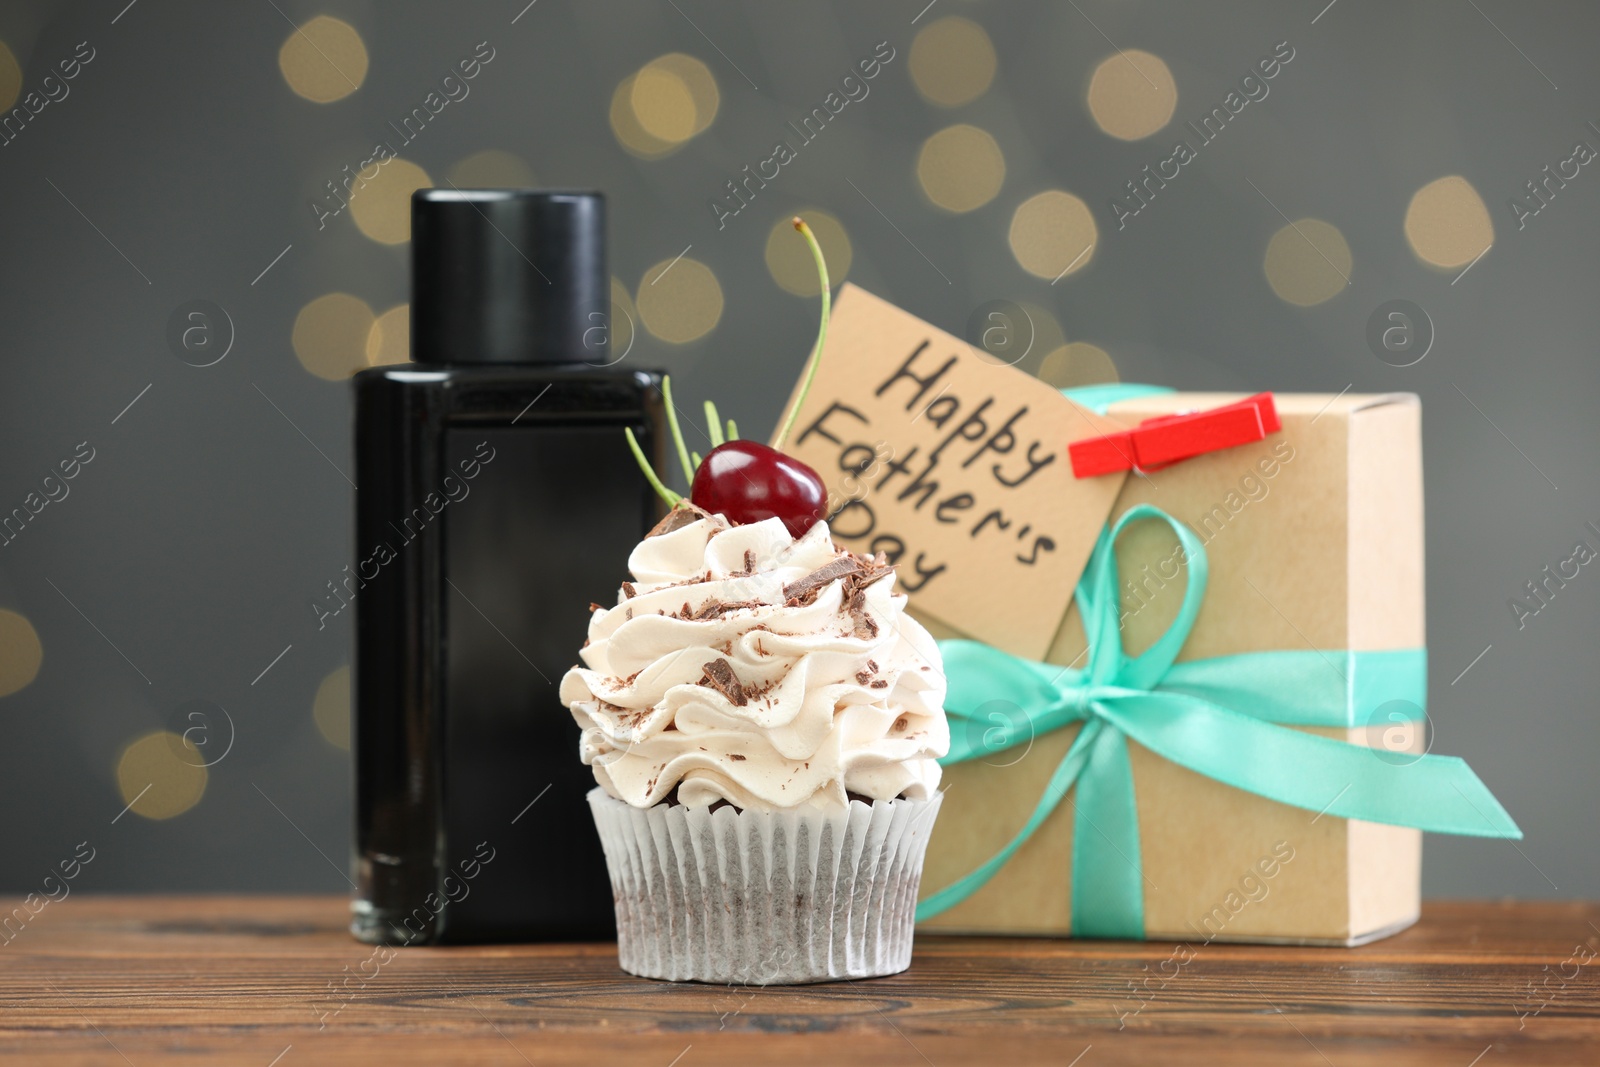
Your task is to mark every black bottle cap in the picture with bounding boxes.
[411,189,607,365]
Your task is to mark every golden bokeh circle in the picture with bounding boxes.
[765,212,853,296]
[446,149,536,188]
[636,257,723,344]
[1038,342,1120,389]
[313,666,351,750]
[1405,176,1494,269]
[365,304,410,366]
[1009,190,1098,280]
[0,609,42,698]
[278,15,369,104]
[632,66,696,142]
[1263,218,1353,307]
[117,731,208,820]
[610,75,675,159]
[1087,50,1178,141]
[917,125,1007,213]
[349,158,431,244]
[610,54,718,158]
[294,293,376,380]
[0,39,20,113]
[632,54,718,143]
[910,16,997,107]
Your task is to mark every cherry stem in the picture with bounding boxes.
[704,400,725,448]
[772,217,830,451]
[625,427,682,506]
[661,375,696,483]
[725,418,739,441]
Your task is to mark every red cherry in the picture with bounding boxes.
[689,441,827,538]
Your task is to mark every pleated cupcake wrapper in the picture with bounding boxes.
[587,787,943,984]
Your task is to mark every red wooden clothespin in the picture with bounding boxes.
[1069,393,1281,478]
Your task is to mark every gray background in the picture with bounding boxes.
[0,0,1591,899]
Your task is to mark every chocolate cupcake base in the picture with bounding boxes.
[586,788,943,984]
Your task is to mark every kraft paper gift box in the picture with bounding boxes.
[776,284,1520,947]
[917,391,1434,945]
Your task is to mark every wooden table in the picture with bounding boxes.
[2,897,1597,1065]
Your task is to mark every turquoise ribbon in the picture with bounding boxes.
[1056,381,1174,414]
[917,504,1521,937]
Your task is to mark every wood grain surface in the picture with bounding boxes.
[1,896,1596,1065]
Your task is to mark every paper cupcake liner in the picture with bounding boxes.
[587,787,943,984]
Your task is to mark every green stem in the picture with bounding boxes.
[704,400,725,448]
[661,376,695,483]
[625,427,681,506]
[725,418,739,441]
[773,217,831,451]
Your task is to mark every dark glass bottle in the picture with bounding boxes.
[350,190,663,944]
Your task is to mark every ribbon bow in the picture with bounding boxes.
[918,504,1521,938]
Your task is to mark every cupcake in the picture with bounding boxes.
[557,219,949,983]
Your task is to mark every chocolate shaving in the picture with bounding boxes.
[869,679,888,689]
[847,590,880,640]
[690,598,759,621]
[700,657,747,706]
[588,602,605,614]
[840,560,895,604]
[783,557,863,604]
[855,669,874,685]
[646,504,713,539]
[621,581,636,599]
[728,753,747,761]
[607,705,653,730]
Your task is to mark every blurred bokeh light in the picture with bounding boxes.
[278,16,368,104]
[0,39,20,112]
[1086,50,1178,141]
[1405,175,1494,270]
[917,124,1006,213]
[1038,342,1120,388]
[365,304,410,366]
[313,665,351,750]
[350,158,431,245]
[294,293,376,380]
[636,257,723,343]
[1263,218,1352,306]
[611,53,719,158]
[765,211,852,296]
[0,609,42,698]
[1009,190,1098,280]
[116,732,208,821]
[910,16,997,107]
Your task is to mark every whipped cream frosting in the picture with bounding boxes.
[559,508,949,813]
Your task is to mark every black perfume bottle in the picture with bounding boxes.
[350,190,663,944]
